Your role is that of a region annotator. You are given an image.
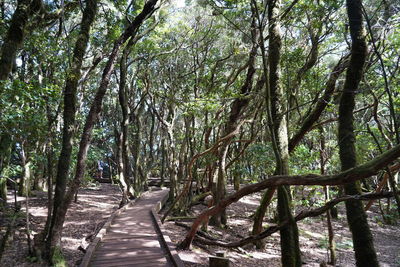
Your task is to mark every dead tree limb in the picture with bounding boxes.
[190,191,398,248]
[177,143,400,249]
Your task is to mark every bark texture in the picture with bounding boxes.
[268,0,301,265]
[288,55,349,152]
[177,142,400,249]
[44,0,98,259]
[117,40,135,201]
[0,0,42,81]
[210,3,258,226]
[45,0,158,260]
[339,1,379,266]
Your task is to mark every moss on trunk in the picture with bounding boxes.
[339,1,379,266]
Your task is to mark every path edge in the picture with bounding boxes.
[79,190,150,267]
[151,190,185,267]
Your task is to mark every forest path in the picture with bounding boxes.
[81,188,183,267]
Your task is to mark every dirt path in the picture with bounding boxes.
[0,183,121,267]
[1,185,399,267]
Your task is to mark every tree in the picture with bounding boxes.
[338,0,379,266]
[44,0,159,261]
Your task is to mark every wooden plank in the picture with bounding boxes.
[90,254,167,265]
[80,191,151,267]
[98,239,160,250]
[80,189,181,267]
[102,234,156,240]
[91,262,171,267]
[93,245,163,253]
[151,209,186,267]
[92,249,164,260]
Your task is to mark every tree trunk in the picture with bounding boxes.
[43,144,53,238]
[288,55,349,153]
[148,111,156,169]
[18,142,31,197]
[211,140,229,226]
[0,133,12,206]
[0,0,40,81]
[168,133,177,199]
[132,100,145,192]
[320,127,336,265]
[178,143,400,249]
[118,41,134,198]
[0,177,6,207]
[33,160,45,191]
[210,4,258,226]
[44,0,158,260]
[160,136,166,186]
[115,128,134,205]
[44,0,98,260]
[252,187,275,248]
[267,0,301,265]
[339,1,378,266]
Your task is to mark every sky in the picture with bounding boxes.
[173,0,186,8]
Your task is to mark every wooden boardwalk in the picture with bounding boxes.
[80,188,183,267]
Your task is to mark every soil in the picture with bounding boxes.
[1,184,399,267]
[0,183,121,267]
[162,189,400,267]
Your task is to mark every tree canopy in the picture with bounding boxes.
[0,0,399,266]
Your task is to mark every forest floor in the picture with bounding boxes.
[0,184,399,267]
[0,183,121,267]
[162,187,400,267]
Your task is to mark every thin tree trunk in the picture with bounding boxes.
[115,129,133,205]
[19,142,31,197]
[210,4,258,226]
[252,188,275,248]
[45,0,158,260]
[44,0,98,259]
[118,40,135,197]
[267,0,301,265]
[168,133,177,199]
[0,133,12,206]
[320,127,336,265]
[132,101,145,192]
[339,1,378,266]
[288,56,349,152]
[33,160,45,191]
[0,0,41,81]
[43,144,53,238]
[160,136,166,186]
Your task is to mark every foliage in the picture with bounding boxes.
[0,0,399,263]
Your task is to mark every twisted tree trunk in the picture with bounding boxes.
[267,0,301,265]
[45,0,159,261]
[339,1,379,266]
[44,0,98,260]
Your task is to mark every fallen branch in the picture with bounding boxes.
[190,191,397,248]
[175,222,217,241]
[177,144,400,249]
[190,191,212,207]
[166,216,197,221]
[365,162,400,211]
